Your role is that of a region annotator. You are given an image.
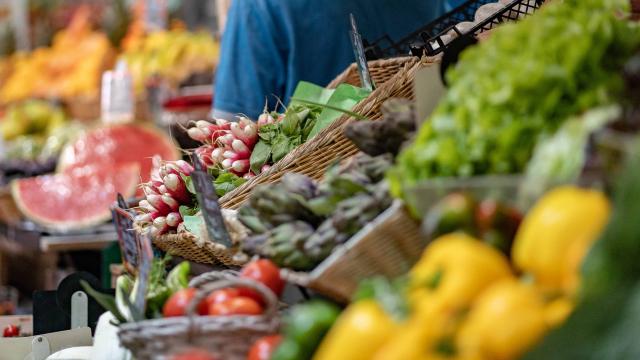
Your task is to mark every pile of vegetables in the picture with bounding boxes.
[308,184,611,360]
[83,256,191,322]
[235,99,421,271]
[187,104,322,198]
[250,104,322,174]
[84,258,285,324]
[238,153,393,271]
[389,0,640,201]
[162,259,285,319]
[522,50,640,200]
[136,159,195,236]
[190,118,258,180]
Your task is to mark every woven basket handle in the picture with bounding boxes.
[185,275,279,319]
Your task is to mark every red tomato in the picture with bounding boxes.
[239,260,285,303]
[248,335,283,360]
[163,288,208,317]
[171,349,218,360]
[3,324,19,338]
[204,288,241,308]
[208,296,263,316]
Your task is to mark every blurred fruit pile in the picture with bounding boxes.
[120,28,219,93]
[0,7,114,104]
[0,100,83,162]
[0,4,219,105]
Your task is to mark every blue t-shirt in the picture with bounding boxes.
[214,0,464,120]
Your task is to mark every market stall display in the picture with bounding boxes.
[220,56,429,210]
[263,181,611,360]
[389,0,640,215]
[143,95,424,274]
[3,0,640,359]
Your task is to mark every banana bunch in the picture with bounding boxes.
[0,100,67,142]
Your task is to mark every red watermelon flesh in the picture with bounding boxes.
[57,124,180,195]
[12,164,139,231]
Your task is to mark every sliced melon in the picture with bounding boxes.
[57,124,180,185]
[12,164,139,231]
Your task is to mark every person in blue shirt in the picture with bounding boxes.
[213,0,464,120]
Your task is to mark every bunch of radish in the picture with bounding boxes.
[136,160,195,236]
[188,118,261,179]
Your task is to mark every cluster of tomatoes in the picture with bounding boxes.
[163,259,285,318]
[167,259,286,360]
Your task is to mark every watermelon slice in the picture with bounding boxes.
[57,124,180,188]
[11,164,139,231]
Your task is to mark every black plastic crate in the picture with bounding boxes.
[364,0,546,60]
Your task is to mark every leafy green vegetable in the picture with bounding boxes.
[179,205,199,218]
[250,104,321,173]
[389,0,640,204]
[214,172,247,197]
[304,83,371,138]
[250,140,272,174]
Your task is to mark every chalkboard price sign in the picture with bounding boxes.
[131,230,154,320]
[190,156,233,248]
[112,193,140,275]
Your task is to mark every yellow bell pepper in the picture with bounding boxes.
[313,300,398,360]
[457,279,548,360]
[512,186,611,293]
[409,233,513,311]
[373,299,451,360]
[544,296,574,328]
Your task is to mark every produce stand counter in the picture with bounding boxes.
[0,222,117,291]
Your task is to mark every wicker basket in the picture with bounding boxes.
[151,230,242,266]
[150,56,435,266]
[283,201,424,302]
[220,56,438,210]
[118,271,280,360]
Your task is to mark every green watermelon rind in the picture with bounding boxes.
[11,164,140,232]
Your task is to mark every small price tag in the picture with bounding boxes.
[350,14,375,92]
[112,194,140,275]
[190,156,233,248]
